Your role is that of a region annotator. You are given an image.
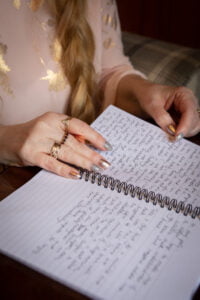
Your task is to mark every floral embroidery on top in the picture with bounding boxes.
[29,0,44,12]
[29,5,67,92]
[41,69,67,91]
[13,0,21,10]
[102,1,118,49]
[103,37,115,49]
[102,11,118,30]
[0,44,10,74]
[50,38,63,63]
[0,43,13,95]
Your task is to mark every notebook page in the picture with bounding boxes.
[93,106,200,207]
[0,105,200,300]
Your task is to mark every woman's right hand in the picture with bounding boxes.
[0,112,112,179]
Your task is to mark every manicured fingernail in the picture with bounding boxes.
[104,141,113,151]
[69,170,81,179]
[91,164,102,172]
[175,133,184,141]
[99,159,111,170]
[167,124,176,136]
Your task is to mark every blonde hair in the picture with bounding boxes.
[38,0,97,123]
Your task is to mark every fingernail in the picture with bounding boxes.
[91,164,102,172]
[104,141,113,151]
[99,159,111,170]
[69,170,81,179]
[167,124,176,136]
[175,133,184,141]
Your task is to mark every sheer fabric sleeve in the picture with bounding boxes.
[98,0,146,110]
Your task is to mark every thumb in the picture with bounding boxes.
[150,106,175,132]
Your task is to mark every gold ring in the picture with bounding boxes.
[61,116,72,144]
[62,116,72,131]
[197,108,200,114]
[50,142,61,159]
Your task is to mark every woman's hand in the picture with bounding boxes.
[116,74,200,138]
[0,112,112,178]
[137,81,200,138]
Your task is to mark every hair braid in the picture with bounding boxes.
[47,0,97,123]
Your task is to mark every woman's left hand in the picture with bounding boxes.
[117,75,200,138]
[138,82,200,138]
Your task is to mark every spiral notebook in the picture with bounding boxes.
[0,105,200,300]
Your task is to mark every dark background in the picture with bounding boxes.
[116,0,200,49]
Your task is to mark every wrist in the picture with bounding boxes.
[121,74,154,99]
[0,125,9,163]
[116,74,152,118]
[0,125,19,165]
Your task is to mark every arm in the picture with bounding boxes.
[116,74,200,138]
[98,0,146,111]
[98,1,200,137]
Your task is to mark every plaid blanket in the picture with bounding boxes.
[122,32,200,103]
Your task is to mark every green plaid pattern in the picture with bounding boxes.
[122,32,200,102]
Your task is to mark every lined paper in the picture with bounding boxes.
[0,105,200,300]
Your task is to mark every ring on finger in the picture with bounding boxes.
[61,131,68,144]
[197,108,200,116]
[61,116,72,144]
[50,142,61,159]
[62,116,72,132]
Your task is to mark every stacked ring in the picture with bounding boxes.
[49,117,72,159]
[61,116,72,144]
[62,116,72,131]
[50,142,61,159]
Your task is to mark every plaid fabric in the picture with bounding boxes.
[122,32,200,102]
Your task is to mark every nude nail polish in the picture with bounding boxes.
[91,164,102,172]
[167,124,176,136]
[175,133,184,141]
[104,141,113,151]
[99,159,111,170]
[69,170,81,179]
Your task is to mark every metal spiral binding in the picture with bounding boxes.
[80,170,200,220]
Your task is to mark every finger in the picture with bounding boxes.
[172,87,199,137]
[60,117,112,151]
[183,119,200,137]
[61,134,111,171]
[149,106,175,132]
[35,153,81,179]
[58,136,110,172]
[175,106,200,137]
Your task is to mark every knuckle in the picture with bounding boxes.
[38,155,53,170]
[175,86,194,97]
[61,144,71,159]
[18,141,29,160]
[77,121,90,134]
[66,134,76,146]
[31,120,44,134]
[38,154,70,178]
[175,86,186,92]
[92,132,102,144]
[39,111,61,125]
[175,86,198,107]
[90,151,101,162]
[42,111,56,119]
[74,155,90,170]
[58,165,69,177]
